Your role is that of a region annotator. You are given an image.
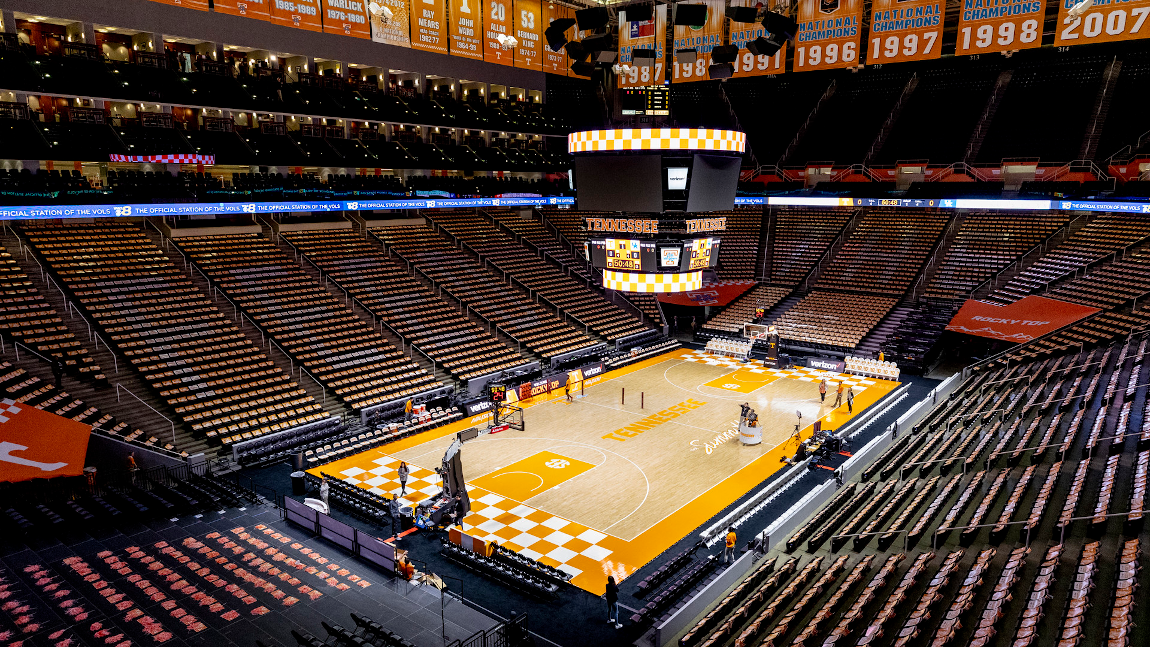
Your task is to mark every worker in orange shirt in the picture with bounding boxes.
[833,382,845,408]
[723,527,736,563]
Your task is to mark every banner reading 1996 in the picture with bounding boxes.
[618,5,667,87]
[672,0,725,82]
[794,0,861,71]
[1056,0,1150,45]
[866,0,944,64]
[957,0,1045,55]
[729,0,785,77]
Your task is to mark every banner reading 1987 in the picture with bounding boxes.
[618,5,667,87]
[1056,0,1150,45]
[794,0,861,71]
[957,0,1045,55]
[866,0,944,64]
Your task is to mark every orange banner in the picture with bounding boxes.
[0,401,91,483]
[567,20,596,77]
[946,295,1100,343]
[270,0,323,30]
[449,0,484,60]
[729,0,786,77]
[214,0,271,20]
[1056,0,1150,45]
[322,0,371,37]
[794,0,862,71]
[411,0,449,52]
[541,2,571,74]
[150,0,209,11]
[618,5,667,87]
[484,0,515,65]
[956,0,1046,55]
[369,0,412,45]
[866,0,944,64]
[672,0,725,82]
[513,0,543,70]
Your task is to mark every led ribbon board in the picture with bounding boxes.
[602,269,703,293]
[568,128,747,153]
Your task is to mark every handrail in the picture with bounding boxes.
[778,79,836,167]
[115,382,177,446]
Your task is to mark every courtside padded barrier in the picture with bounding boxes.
[760,481,837,553]
[465,361,541,395]
[359,385,454,424]
[654,550,761,647]
[635,542,703,597]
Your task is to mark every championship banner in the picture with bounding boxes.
[729,0,785,77]
[794,0,861,71]
[411,0,449,52]
[448,0,484,60]
[542,2,571,74]
[322,0,371,37]
[213,0,270,20]
[513,0,543,70]
[0,400,91,483]
[656,280,756,307]
[1055,0,1150,45]
[672,0,724,82]
[150,0,209,11]
[484,0,515,65]
[618,5,667,88]
[866,0,944,64]
[270,0,323,31]
[369,0,412,46]
[956,0,1045,55]
[945,295,1100,343]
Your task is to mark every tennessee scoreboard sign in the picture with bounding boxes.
[794,0,861,71]
[672,0,725,81]
[1056,0,1150,45]
[618,5,667,88]
[729,0,785,76]
[866,0,944,64]
[957,0,1044,54]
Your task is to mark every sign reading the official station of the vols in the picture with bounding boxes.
[956,0,1046,55]
[586,217,660,234]
[866,0,945,64]
[794,0,862,71]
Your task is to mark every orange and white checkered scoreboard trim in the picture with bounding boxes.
[568,128,746,153]
[602,270,703,293]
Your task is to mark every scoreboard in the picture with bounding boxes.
[620,86,670,116]
[586,237,719,272]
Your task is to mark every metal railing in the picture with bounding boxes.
[115,382,177,446]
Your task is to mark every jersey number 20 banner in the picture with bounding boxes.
[866,0,944,64]
[794,0,861,71]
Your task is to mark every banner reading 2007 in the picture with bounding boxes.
[618,5,667,87]
[1056,0,1150,45]
[794,0,861,71]
[866,0,944,64]
[672,0,724,82]
[957,0,1045,55]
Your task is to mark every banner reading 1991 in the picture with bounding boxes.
[957,0,1045,55]
[728,0,785,77]
[866,0,944,64]
[794,0,861,71]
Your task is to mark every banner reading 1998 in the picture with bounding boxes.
[866,0,944,64]
[957,0,1045,54]
[1056,0,1150,45]
[672,0,725,81]
[794,0,861,71]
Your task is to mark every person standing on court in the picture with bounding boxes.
[605,575,621,628]
[819,379,827,402]
[847,387,855,414]
[724,527,737,563]
[833,382,844,408]
[397,461,410,496]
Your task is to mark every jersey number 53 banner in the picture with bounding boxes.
[794,0,861,71]
[866,0,944,64]
[1056,0,1150,45]
[957,0,1045,55]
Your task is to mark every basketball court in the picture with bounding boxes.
[309,349,900,592]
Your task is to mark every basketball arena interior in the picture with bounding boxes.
[3,0,1150,646]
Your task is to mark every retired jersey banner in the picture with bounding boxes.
[151,0,209,11]
[214,0,270,20]
[866,0,944,64]
[672,0,725,82]
[369,0,412,45]
[322,0,371,37]
[411,0,449,52]
[484,0,515,65]
[449,0,484,59]
[270,0,323,30]
[542,2,571,73]
[945,295,1100,342]
[1056,0,1150,45]
[794,0,862,71]
[513,0,543,70]
[618,5,667,87]
[729,0,785,77]
[0,400,91,483]
[957,0,1045,55]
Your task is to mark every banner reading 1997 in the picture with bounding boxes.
[1056,0,1150,45]
[794,0,861,71]
[866,0,944,64]
[957,0,1044,54]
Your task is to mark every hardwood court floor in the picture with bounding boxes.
[310,350,899,592]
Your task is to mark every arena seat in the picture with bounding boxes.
[767,208,854,286]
